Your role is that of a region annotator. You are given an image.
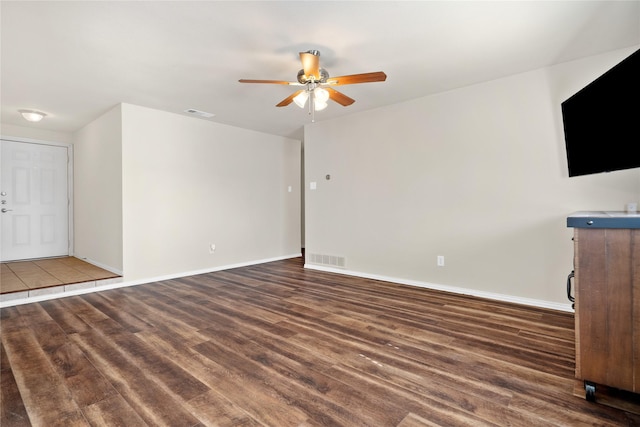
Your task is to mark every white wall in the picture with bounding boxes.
[1,123,73,144]
[304,46,640,309]
[73,105,124,272]
[120,103,301,281]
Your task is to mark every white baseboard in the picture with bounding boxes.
[304,263,573,313]
[77,257,123,276]
[118,252,302,289]
[3,254,571,313]
[0,253,302,308]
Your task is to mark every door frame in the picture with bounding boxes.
[0,135,74,259]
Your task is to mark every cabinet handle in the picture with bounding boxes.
[567,270,575,309]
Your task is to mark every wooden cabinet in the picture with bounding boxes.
[570,222,640,400]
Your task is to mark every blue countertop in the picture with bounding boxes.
[567,211,640,229]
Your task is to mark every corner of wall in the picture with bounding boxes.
[72,106,124,273]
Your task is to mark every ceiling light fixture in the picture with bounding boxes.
[239,49,386,122]
[294,84,330,122]
[19,109,46,122]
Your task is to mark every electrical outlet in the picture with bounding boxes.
[209,243,216,254]
[437,255,445,267]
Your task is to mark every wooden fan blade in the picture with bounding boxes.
[276,90,305,107]
[300,51,320,79]
[326,87,355,106]
[239,79,295,85]
[326,71,387,86]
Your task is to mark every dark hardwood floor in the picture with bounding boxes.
[1,255,639,426]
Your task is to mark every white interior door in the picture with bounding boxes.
[1,140,70,261]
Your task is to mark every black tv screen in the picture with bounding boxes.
[561,49,640,177]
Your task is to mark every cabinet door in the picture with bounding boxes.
[574,228,637,392]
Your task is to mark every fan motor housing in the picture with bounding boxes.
[298,68,329,84]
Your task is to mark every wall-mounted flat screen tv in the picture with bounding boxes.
[561,49,639,177]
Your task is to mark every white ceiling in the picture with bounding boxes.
[1,1,639,141]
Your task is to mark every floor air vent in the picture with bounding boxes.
[307,253,346,268]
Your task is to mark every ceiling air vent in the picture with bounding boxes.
[184,108,215,118]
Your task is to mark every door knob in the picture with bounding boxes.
[1,208,12,213]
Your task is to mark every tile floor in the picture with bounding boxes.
[1,257,121,301]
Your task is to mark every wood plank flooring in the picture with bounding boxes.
[1,256,639,426]
[1,257,120,294]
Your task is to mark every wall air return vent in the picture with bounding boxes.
[307,253,346,269]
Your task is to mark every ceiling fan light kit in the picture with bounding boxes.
[293,84,329,120]
[240,50,386,122]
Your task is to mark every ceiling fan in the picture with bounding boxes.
[239,50,386,120]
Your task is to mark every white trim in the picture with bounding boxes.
[304,263,574,313]
[67,144,74,256]
[76,257,123,276]
[0,135,70,147]
[0,253,302,307]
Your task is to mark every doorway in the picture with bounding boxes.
[1,139,71,262]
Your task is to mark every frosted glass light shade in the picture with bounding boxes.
[314,87,329,103]
[293,91,309,108]
[19,110,46,122]
[314,100,328,111]
[313,87,329,110]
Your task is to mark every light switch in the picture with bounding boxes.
[310,182,317,190]
[288,186,292,193]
